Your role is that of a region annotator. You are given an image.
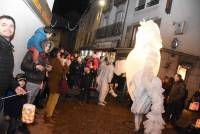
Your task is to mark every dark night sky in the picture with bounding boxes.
[51,0,90,51]
[53,0,90,15]
[52,0,90,27]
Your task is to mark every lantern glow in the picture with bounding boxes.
[195,119,200,128]
[22,103,36,124]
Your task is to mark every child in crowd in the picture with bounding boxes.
[4,73,30,134]
[79,67,92,103]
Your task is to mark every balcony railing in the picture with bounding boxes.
[96,22,122,39]
[135,4,145,11]
[147,0,159,7]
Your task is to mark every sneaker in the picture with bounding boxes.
[109,89,118,97]
[103,101,107,104]
[98,102,106,106]
[110,92,118,97]
[112,93,118,97]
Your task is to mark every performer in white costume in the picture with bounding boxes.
[123,20,165,133]
[96,58,117,106]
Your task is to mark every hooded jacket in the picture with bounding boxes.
[21,32,53,84]
[27,27,48,52]
[0,35,14,96]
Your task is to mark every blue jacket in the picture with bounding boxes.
[27,27,47,52]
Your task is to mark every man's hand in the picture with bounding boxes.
[36,65,45,71]
[15,86,26,95]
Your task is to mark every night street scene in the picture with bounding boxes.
[0,0,200,134]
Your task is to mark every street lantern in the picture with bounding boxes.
[99,0,106,7]
[22,103,36,124]
[96,0,106,22]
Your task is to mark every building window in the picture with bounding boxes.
[147,0,160,7]
[130,25,139,48]
[165,0,173,14]
[176,61,192,81]
[138,0,146,6]
[125,18,161,48]
[135,0,146,11]
[115,11,124,23]
[135,0,160,11]
[114,0,127,6]
[101,17,109,27]
[177,65,187,80]
[124,24,139,48]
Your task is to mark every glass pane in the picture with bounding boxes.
[177,65,187,80]
[138,0,146,6]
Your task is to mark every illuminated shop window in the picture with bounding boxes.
[177,65,187,80]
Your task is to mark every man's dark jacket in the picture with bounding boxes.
[21,50,46,84]
[168,81,186,103]
[0,35,14,96]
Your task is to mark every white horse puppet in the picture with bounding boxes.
[115,20,165,133]
[125,20,162,99]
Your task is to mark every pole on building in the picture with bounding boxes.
[120,0,130,48]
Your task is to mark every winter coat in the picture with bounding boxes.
[80,73,92,90]
[97,64,114,85]
[97,61,106,76]
[4,80,27,118]
[111,73,119,84]
[191,91,200,102]
[163,82,173,98]
[27,27,48,52]
[21,50,48,84]
[70,60,81,76]
[48,58,68,93]
[86,58,91,68]
[168,81,186,103]
[0,35,14,96]
[93,58,99,71]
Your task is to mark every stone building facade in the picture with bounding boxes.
[75,0,200,100]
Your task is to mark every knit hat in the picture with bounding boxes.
[84,67,90,72]
[44,26,55,34]
[41,40,54,53]
[16,73,26,82]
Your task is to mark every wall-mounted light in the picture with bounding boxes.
[99,0,106,7]
[171,37,179,49]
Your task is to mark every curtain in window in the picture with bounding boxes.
[165,0,173,14]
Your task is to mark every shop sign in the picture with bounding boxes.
[95,41,117,49]
[23,0,52,25]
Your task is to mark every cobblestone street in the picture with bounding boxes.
[29,95,182,134]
